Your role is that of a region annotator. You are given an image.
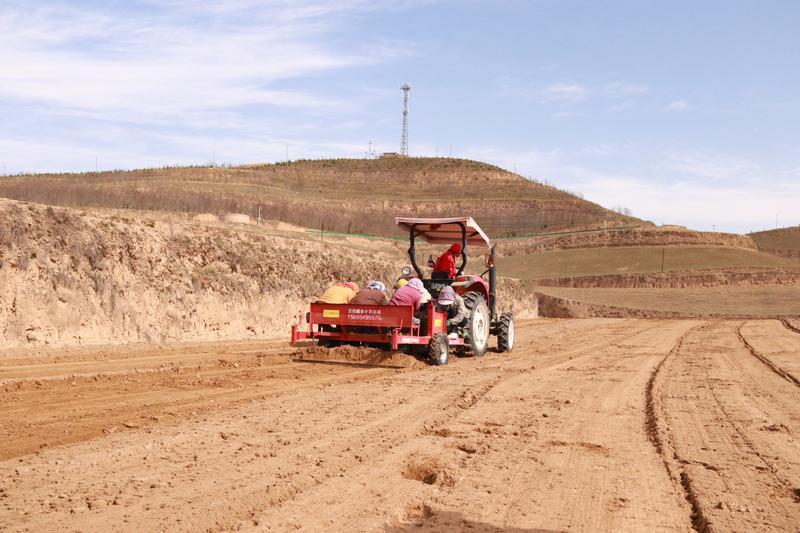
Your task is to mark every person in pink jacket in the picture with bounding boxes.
[388,278,424,311]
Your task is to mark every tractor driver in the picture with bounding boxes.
[435,286,468,339]
[432,243,462,279]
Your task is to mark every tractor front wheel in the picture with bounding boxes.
[428,332,450,365]
[463,292,490,357]
[496,312,515,352]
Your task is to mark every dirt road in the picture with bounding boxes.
[2,319,799,531]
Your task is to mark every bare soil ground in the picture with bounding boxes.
[2,318,799,531]
[534,285,800,318]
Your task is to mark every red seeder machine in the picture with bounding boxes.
[291,217,515,365]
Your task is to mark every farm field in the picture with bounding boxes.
[2,318,799,531]
[534,285,800,317]
[498,245,800,280]
[750,226,800,252]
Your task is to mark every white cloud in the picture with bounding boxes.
[668,151,760,181]
[665,100,691,112]
[606,101,637,112]
[0,127,383,175]
[459,145,800,233]
[540,83,590,103]
[494,78,652,110]
[604,82,648,97]
[0,0,417,173]
[0,1,387,122]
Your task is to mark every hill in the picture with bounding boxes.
[500,225,756,255]
[750,226,800,259]
[0,157,642,238]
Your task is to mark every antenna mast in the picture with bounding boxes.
[400,83,411,156]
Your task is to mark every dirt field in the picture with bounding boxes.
[2,318,799,531]
[534,285,800,318]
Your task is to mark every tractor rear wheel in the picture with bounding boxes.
[496,312,515,352]
[463,291,489,357]
[428,332,449,365]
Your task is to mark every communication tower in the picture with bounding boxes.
[400,83,411,156]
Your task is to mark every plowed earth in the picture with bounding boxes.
[1,319,799,531]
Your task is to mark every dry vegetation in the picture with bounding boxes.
[498,245,800,279]
[0,157,641,237]
[500,225,756,255]
[750,226,800,259]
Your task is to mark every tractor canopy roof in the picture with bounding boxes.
[395,217,492,248]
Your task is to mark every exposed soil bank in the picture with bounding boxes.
[534,290,800,319]
[0,199,535,350]
[535,268,800,289]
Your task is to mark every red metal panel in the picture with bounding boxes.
[427,305,448,336]
[310,304,413,328]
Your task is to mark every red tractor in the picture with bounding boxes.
[291,217,515,365]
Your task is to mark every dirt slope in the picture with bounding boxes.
[0,198,399,348]
[0,158,641,237]
[2,318,799,531]
[0,199,534,350]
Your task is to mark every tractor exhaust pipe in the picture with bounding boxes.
[489,244,497,322]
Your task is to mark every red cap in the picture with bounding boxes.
[450,243,462,254]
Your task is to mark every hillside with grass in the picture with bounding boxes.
[750,226,800,259]
[0,157,642,238]
[498,246,800,280]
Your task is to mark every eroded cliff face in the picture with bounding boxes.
[0,199,536,349]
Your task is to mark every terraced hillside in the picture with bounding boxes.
[0,158,642,237]
[499,245,800,280]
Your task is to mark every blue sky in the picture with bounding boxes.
[1,0,798,233]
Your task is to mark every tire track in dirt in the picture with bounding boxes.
[249,320,676,531]
[208,367,516,531]
[644,322,712,533]
[396,320,696,532]
[7,319,781,532]
[780,318,800,334]
[653,321,800,531]
[249,322,613,531]
[698,336,800,503]
[737,323,800,388]
[2,369,505,532]
[0,354,402,461]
